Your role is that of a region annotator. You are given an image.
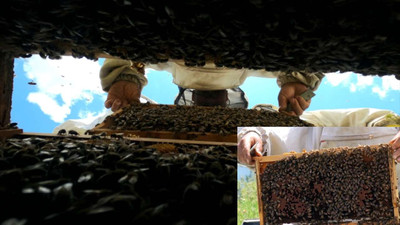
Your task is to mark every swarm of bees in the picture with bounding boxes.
[260,144,397,224]
[0,136,236,224]
[1,1,400,78]
[104,104,313,134]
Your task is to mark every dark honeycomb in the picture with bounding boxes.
[0,136,236,225]
[105,104,313,134]
[260,144,397,225]
[0,0,400,78]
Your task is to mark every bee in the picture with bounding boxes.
[68,130,79,136]
[90,134,101,140]
[7,122,18,129]
[57,129,66,135]
[110,133,124,140]
[99,132,107,138]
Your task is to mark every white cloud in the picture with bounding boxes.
[372,87,387,98]
[372,76,400,99]
[78,108,108,121]
[23,55,106,123]
[75,108,112,130]
[355,75,374,88]
[324,71,353,86]
[27,92,71,123]
[349,83,356,92]
[382,76,400,91]
[324,72,400,99]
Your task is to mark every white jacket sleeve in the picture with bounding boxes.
[238,127,290,157]
[237,127,308,171]
[300,108,400,127]
[100,58,148,92]
[276,71,325,91]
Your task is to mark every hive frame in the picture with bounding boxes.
[254,147,399,225]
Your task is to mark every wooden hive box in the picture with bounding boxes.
[254,144,399,225]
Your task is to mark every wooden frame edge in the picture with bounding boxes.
[388,146,400,222]
[253,145,399,224]
[255,158,264,225]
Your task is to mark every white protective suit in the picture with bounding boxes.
[99,59,324,92]
[53,58,399,133]
[253,104,400,127]
[237,127,400,185]
[238,127,399,156]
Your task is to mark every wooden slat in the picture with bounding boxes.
[255,159,264,225]
[388,146,400,222]
[255,152,302,164]
[0,52,14,128]
[17,132,236,146]
[124,136,237,146]
[0,129,23,139]
[90,128,236,143]
[19,132,91,139]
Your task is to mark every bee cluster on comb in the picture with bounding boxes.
[1,1,400,78]
[101,104,313,135]
[258,144,399,225]
[0,136,236,224]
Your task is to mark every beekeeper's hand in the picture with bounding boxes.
[105,81,141,112]
[278,82,310,116]
[238,131,263,166]
[391,131,400,162]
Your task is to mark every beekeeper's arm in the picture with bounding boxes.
[391,130,400,162]
[246,70,324,116]
[277,71,324,116]
[237,127,289,170]
[100,59,148,112]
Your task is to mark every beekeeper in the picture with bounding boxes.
[53,58,400,134]
[100,58,324,115]
[237,127,400,168]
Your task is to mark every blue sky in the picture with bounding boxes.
[11,55,400,133]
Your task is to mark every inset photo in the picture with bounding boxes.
[237,127,400,225]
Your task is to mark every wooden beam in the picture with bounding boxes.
[388,146,400,223]
[18,132,237,146]
[0,129,23,141]
[90,128,237,143]
[0,52,14,129]
[255,159,265,225]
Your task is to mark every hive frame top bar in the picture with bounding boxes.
[17,132,237,146]
[90,104,239,143]
[88,103,311,143]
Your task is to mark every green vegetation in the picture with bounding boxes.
[237,172,259,225]
[385,113,400,126]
